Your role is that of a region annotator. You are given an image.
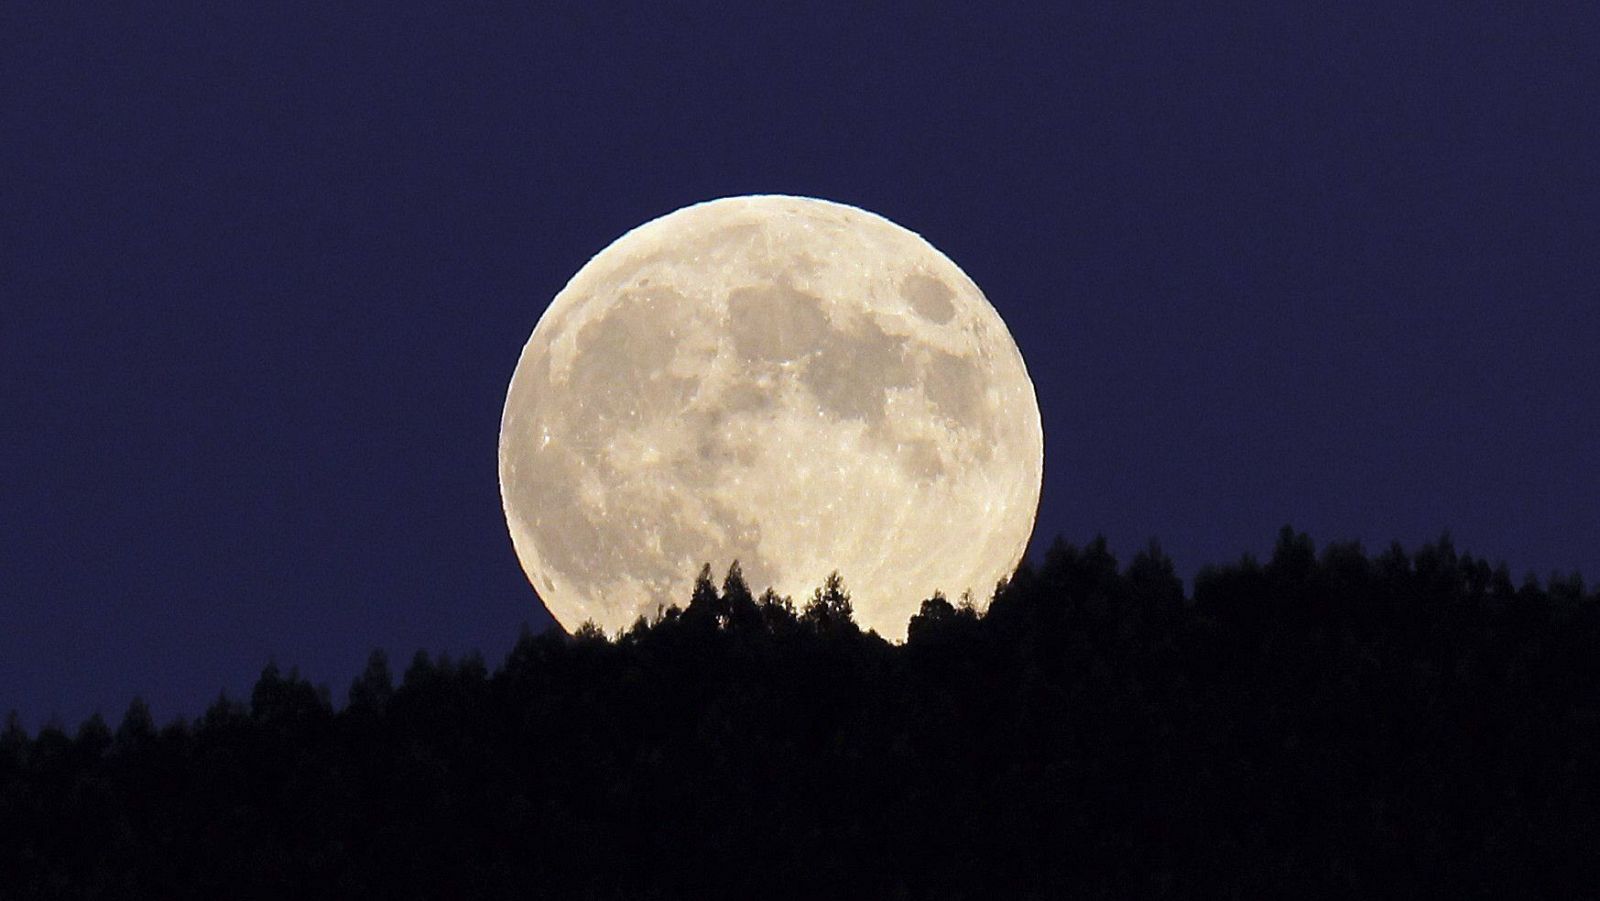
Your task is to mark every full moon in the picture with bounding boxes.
[499,195,1042,641]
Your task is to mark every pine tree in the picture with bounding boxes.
[721,561,761,632]
[802,571,855,635]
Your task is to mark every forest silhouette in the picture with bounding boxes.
[5,528,1599,898]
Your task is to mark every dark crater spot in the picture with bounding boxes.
[902,272,956,324]
[802,318,912,423]
[674,429,759,491]
[899,439,946,481]
[728,283,830,363]
[721,382,774,415]
[923,349,984,427]
[566,288,697,439]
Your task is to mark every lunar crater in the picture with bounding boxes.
[727,283,830,363]
[903,272,957,324]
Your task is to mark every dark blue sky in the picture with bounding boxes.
[4,2,1597,728]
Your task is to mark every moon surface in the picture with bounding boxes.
[499,195,1042,641]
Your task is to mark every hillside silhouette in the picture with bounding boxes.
[4,528,1599,899]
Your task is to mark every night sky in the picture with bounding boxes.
[5,3,1597,729]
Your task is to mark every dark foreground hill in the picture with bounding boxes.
[5,528,1599,899]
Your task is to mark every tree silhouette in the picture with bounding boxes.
[683,562,724,627]
[721,561,762,633]
[758,587,797,636]
[112,697,156,755]
[347,649,394,714]
[4,530,1600,897]
[801,570,855,635]
[906,591,957,642]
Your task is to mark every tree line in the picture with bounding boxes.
[4,528,1599,899]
